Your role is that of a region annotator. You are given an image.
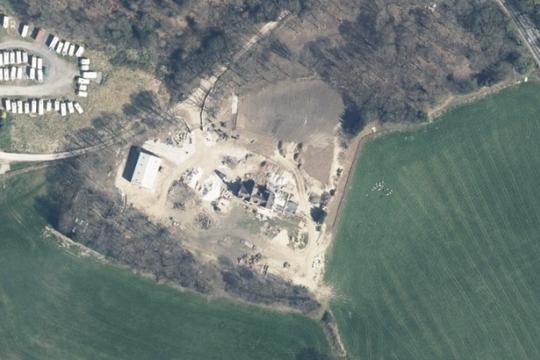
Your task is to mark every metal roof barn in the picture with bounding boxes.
[128,150,162,189]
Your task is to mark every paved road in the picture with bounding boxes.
[0,39,78,97]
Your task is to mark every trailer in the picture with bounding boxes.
[15,51,21,64]
[17,100,23,114]
[54,100,60,111]
[56,41,64,54]
[28,67,35,80]
[80,64,90,71]
[67,101,75,114]
[9,51,15,65]
[62,41,70,56]
[3,52,8,65]
[81,71,97,79]
[80,58,90,66]
[24,101,30,114]
[16,67,22,80]
[1,15,9,29]
[22,52,28,64]
[77,90,88,98]
[31,99,37,113]
[74,102,84,114]
[0,70,4,81]
[31,56,37,68]
[68,44,76,57]
[46,100,52,112]
[77,77,90,85]
[10,66,16,80]
[49,36,59,49]
[20,24,29,38]
[37,57,43,70]
[4,99,11,112]
[37,69,43,82]
[3,68,9,80]
[60,102,67,116]
[38,99,44,115]
[78,84,88,91]
[75,45,85,57]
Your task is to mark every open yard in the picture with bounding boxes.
[0,169,330,360]
[327,82,540,359]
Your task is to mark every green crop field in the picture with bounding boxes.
[327,82,540,359]
[0,170,330,359]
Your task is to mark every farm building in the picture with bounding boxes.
[123,147,162,190]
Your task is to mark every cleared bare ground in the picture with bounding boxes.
[236,79,343,143]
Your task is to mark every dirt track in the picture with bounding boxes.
[0,39,78,97]
[0,145,100,163]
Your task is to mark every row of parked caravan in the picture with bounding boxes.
[47,35,84,58]
[0,66,43,82]
[0,50,43,68]
[3,98,84,116]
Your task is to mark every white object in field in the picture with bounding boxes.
[81,71,97,79]
[2,16,8,29]
[10,66,16,80]
[68,44,76,57]
[9,51,14,65]
[80,64,89,71]
[75,45,84,57]
[20,24,29,38]
[28,67,35,80]
[31,99,37,113]
[60,102,67,116]
[3,52,8,65]
[17,100,23,114]
[38,99,44,115]
[31,56,37,68]
[24,101,30,114]
[56,41,64,54]
[15,51,21,64]
[53,100,60,111]
[130,151,162,189]
[46,100,52,112]
[77,77,90,85]
[22,52,28,64]
[80,58,90,65]
[16,67,22,80]
[77,90,88,98]
[78,84,87,91]
[37,57,43,70]
[37,69,43,82]
[62,41,70,56]
[74,102,84,114]
[4,99,11,112]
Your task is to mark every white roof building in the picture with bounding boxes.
[130,150,161,189]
